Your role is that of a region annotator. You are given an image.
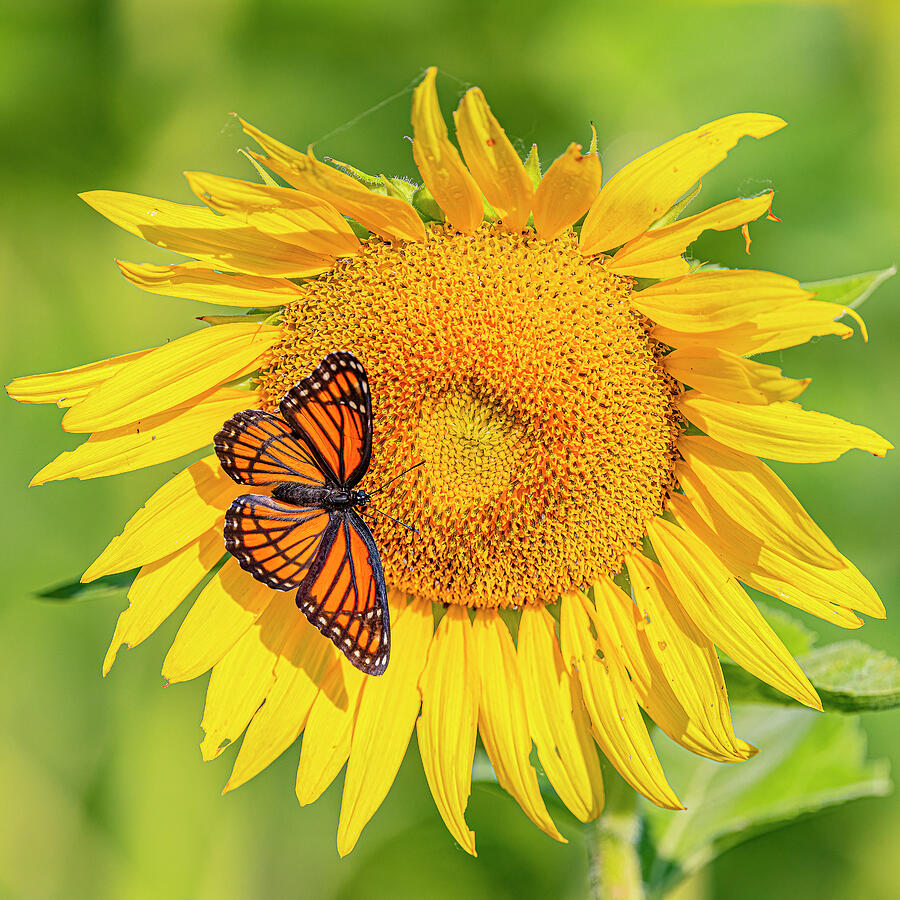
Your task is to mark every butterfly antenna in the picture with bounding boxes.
[362,506,419,535]
[368,460,425,497]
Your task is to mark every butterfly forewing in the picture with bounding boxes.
[280,351,372,488]
[296,511,389,675]
[215,409,327,488]
[225,494,331,590]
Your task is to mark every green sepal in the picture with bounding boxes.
[382,176,419,204]
[523,144,541,189]
[649,181,701,231]
[412,184,445,223]
[326,158,388,193]
[36,569,139,602]
[802,265,895,309]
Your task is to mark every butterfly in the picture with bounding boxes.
[214,351,390,675]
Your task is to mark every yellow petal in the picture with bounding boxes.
[623,554,754,761]
[629,269,813,332]
[82,454,240,582]
[411,67,483,234]
[226,623,343,792]
[647,517,821,710]
[453,87,532,232]
[162,557,276,683]
[472,610,565,842]
[294,659,365,805]
[598,574,755,762]
[671,463,884,620]
[7,349,151,407]
[416,604,479,856]
[559,590,683,810]
[239,118,426,243]
[677,391,893,463]
[337,597,433,856]
[185,171,359,258]
[116,261,303,308]
[667,490,865,628]
[533,136,603,241]
[103,529,224,675]
[32,388,250,484]
[80,190,333,277]
[200,592,307,761]
[607,192,775,278]
[677,436,847,570]
[516,606,604,822]
[61,323,278,433]
[664,347,809,405]
[580,113,785,254]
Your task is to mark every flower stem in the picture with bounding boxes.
[588,763,645,900]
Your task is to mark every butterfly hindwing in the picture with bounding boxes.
[296,509,389,676]
[224,493,331,590]
[279,351,372,488]
[215,409,327,488]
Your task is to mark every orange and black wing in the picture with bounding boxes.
[215,409,327,488]
[296,508,389,675]
[279,351,372,489]
[224,493,331,590]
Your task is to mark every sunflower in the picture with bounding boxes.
[9,66,891,857]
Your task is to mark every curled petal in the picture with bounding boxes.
[239,118,426,243]
[560,590,683,810]
[580,113,785,254]
[454,87,533,231]
[607,192,775,278]
[411,67,483,233]
[533,134,602,241]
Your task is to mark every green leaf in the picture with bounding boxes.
[801,265,895,309]
[36,569,138,602]
[641,704,890,899]
[721,645,900,712]
[720,604,900,711]
[799,641,900,711]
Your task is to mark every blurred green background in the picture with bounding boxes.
[2,0,898,897]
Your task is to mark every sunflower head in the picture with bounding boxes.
[8,65,890,860]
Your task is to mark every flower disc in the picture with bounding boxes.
[260,224,682,607]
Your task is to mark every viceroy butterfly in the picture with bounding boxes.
[214,351,390,675]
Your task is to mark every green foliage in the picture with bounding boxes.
[802,266,896,309]
[721,605,900,712]
[36,570,137,603]
[641,704,890,899]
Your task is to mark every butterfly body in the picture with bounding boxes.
[271,482,371,511]
[215,351,390,676]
